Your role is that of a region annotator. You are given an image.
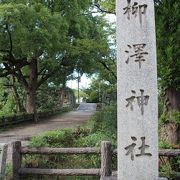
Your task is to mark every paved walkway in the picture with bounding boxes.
[0,103,97,162]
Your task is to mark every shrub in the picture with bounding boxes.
[23,104,117,179]
[160,110,180,125]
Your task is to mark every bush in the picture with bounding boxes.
[160,110,180,125]
[20,104,117,179]
[24,127,100,180]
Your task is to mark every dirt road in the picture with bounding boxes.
[0,103,97,162]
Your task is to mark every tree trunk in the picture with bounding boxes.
[160,123,180,145]
[25,58,38,122]
[160,87,180,145]
[12,76,25,112]
[25,88,36,113]
[165,87,180,113]
[25,86,38,122]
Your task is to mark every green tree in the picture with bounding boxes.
[0,3,67,120]
[0,77,24,115]
[156,0,180,113]
[96,0,180,113]
[0,1,109,120]
[84,76,116,103]
[94,0,115,14]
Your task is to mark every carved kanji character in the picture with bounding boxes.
[136,89,149,115]
[136,137,152,157]
[125,43,148,69]
[124,136,137,161]
[126,90,136,111]
[123,0,148,24]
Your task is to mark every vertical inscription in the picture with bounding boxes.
[117,0,158,179]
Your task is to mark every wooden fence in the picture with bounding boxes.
[0,107,71,128]
[12,141,180,180]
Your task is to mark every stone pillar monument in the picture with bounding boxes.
[117,0,158,179]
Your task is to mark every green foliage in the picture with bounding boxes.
[5,163,13,180]
[95,0,115,13]
[30,127,91,148]
[84,77,116,103]
[22,104,117,179]
[0,0,110,76]
[160,110,180,125]
[29,104,117,149]
[91,104,117,143]
[73,89,88,101]
[36,84,59,111]
[0,3,67,57]
[25,127,100,179]
[159,157,180,180]
[0,77,25,115]
[0,0,111,116]
[88,91,99,103]
[0,92,16,115]
[156,0,180,90]
[159,140,173,149]
[0,79,15,115]
[76,132,108,147]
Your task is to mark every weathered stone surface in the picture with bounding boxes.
[117,0,158,179]
[159,178,168,180]
[0,143,8,178]
[100,177,168,180]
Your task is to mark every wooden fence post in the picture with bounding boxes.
[101,141,112,177]
[12,141,22,180]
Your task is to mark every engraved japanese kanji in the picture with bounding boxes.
[125,136,152,161]
[126,89,149,115]
[123,0,148,24]
[125,43,148,69]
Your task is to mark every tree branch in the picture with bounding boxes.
[16,69,29,88]
[38,68,46,76]
[0,63,29,88]
[5,23,13,53]
[98,60,117,80]
[37,71,55,89]
[94,4,116,15]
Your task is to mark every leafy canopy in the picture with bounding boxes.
[156,0,180,90]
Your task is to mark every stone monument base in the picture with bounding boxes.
[100,177,168,180]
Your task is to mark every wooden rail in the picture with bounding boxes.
[19,168,101,176]
[12,141,180,180]
[113,149,180,157]
[159,149,180,157]
[21,147,100,154]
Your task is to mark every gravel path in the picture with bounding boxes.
[0,103,97,163]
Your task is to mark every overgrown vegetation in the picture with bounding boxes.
[0,0,179,179]
[5,104,116,180]
[160,110,180,126]
[11,104,177,180]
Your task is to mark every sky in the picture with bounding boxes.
[67,14,116,90]
[67,74,92,89]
